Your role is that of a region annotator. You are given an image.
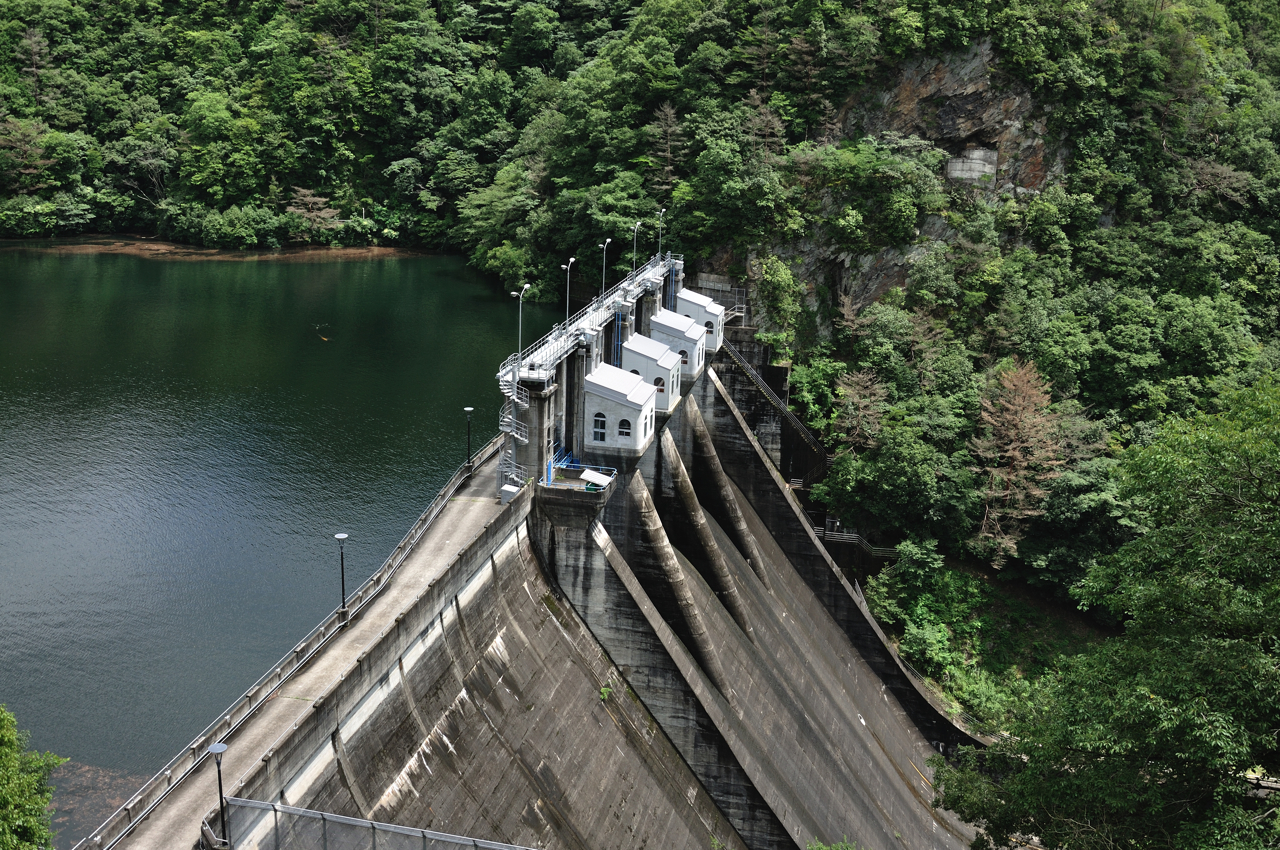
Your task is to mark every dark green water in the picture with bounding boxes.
[0,246,557,780]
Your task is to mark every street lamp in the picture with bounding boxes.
[463,406,474,465]
[599,238,611,290]
[657,208,667,257]
[561,256,576,323]
[207,742,228,847]
[511,283,531,377]
[631,221,641,276]
[334,533,348,620]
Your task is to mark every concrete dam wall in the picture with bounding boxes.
[209,362,974,850]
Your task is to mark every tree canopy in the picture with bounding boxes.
[932,382,1280,849]
[0,705,64,850]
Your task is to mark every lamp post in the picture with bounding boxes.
[207,742,228,847]
[631,221,641,276]
[561,256,576,323]
[657,208,666,257]
[511,283,531,376]
[463,406,474,465]
[334,533,348,620]
[599,238,611,290]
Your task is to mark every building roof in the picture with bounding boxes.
[676,289,726,316]
[584,362,657,409]
[651,309,703,343]
[623,334,680,370]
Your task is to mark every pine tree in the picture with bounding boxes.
[646,102,686,196]
[969,360,1066,566]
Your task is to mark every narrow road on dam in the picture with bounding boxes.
[115,452,507,850]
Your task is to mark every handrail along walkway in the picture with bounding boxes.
[496,252,683,386]
[210,797,540,850]
[74,435,506,850]
[719,338,826,458]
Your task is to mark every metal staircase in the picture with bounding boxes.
[498,356,531,483]
[499,398,529,443]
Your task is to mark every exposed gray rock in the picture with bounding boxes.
[842,39,1064,193]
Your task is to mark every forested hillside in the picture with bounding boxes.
[3,0,1279,844]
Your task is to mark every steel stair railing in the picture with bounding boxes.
[499,399,528,443]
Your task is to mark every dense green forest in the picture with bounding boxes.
[3,0,1279,844]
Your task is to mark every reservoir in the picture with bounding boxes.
[0,244,558,835]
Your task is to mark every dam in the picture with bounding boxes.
[76,255,980,850]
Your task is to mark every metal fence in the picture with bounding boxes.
[218,798,537,850]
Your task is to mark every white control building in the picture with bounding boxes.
[675,289,726,353]
[582,363,658,457]
[649,310,706,385]
[621,334,682,414]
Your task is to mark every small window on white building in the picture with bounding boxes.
[705,321,714,335]
[654,376,665,393]
[679,349,688,365]
[593,413,606,442]
[619,419,632,437]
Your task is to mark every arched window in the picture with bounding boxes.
[654,376,665,393]
[618,419,632,437]
[593,413,606,442]
[630,369,640,375]
[679,350,688,365]
[705,320,714,335]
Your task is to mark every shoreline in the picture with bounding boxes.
[0,235,437,263]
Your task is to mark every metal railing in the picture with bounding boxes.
[498,399,528,443]
[499,450,529,485]
[719,338,826,457]
[496,253,683,386]
[539,462,617,490]
[213,797,538,850]
[894,655,1003,740]
[724,288,747,321]
[498,374,529,409]
[809,526,898,558]
[75,435,506,850]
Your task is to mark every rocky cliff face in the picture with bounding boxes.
[845,38,1062,194]
[831,39,1064,315]
[702,39,1064,335]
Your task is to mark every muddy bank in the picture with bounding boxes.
[0,235,434,263]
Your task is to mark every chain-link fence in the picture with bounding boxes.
[221,798,535,850]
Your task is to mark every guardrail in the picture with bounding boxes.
[809,526,898,558]
[75,434,506,850]
[497,252,683,385]
[894,654,1003,741]
[540,462,618,489]
[210,797,540,850]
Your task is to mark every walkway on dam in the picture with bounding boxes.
[116,452,507,850]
